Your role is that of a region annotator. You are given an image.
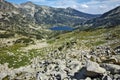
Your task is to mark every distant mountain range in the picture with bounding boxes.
[19,1,99,27]
[0,0,99,28]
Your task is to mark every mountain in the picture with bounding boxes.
[0,0,48,39]
[84,6,120,28]
[0,0,100,39]
[19,1,99,27]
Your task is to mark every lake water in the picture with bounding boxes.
[49,26,74,31]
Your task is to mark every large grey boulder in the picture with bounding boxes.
[85,77,91,80]
[72,60,106,79]
[86,60,106,74]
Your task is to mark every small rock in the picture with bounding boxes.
[85,77,91,80]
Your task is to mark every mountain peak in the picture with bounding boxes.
[66,7,73,9]
[24,1,33,4]
[21,1,35,6]
[66,7,76,11]
[20,1,35,9]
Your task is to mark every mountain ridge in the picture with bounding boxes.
[84,6,120,29]
[18,1,99,27]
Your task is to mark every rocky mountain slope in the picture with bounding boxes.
[1,46,120,80]
[0,26,120,80]
[0,0,17,11]
[84,6,120,28]
[0,0,46,39]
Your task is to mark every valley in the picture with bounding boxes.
[0,0,120,80]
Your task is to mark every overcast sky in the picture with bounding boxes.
[7,0,120,14]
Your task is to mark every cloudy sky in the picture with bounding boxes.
[7,0,120,14]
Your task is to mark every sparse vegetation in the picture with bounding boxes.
[0,26,120,68]
[47,26,120,48]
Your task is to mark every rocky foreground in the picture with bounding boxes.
[0,46,120,80]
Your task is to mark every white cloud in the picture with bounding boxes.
[27,0,120,14]
[99,5,108,10]
[76,0,120,14]
[81,4,89,8]
[53,0,79,8]
[72,5,78,9]
[28,0,45,2]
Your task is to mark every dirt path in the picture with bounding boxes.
[22,41,48,51]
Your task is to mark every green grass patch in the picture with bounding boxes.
[0,43,52,68]
[93,40,106,46]
[0,44,26,53]
[47,26,120,49]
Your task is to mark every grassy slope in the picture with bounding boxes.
[0,26,120,68]
[48,26,120,49]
